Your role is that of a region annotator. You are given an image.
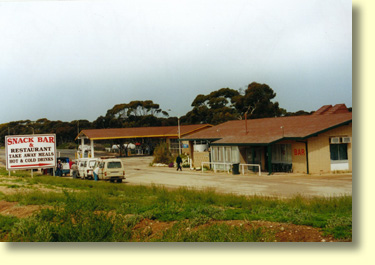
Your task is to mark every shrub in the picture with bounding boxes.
[152,143,173,164]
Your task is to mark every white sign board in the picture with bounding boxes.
[5,134,56,170]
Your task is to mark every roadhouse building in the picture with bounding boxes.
[76,124,212,158]
[183,104,352,175]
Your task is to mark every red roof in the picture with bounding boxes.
[313,104,350,115]
[183,105,352,145]
[77,124,212,140]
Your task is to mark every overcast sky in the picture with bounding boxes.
[0,0,352,124]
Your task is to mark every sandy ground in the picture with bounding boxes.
[121,156,352,198]
[0,149,352,198]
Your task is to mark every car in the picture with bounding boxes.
[94,157,126,183]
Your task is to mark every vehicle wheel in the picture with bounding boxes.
[116,179,122,183]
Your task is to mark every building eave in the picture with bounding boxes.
[301,120,352,140]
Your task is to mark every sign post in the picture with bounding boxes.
[5,134,57,175]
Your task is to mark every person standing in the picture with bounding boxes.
[56,160,62,176]
[176,155,182,171]
[93,165,99,181]
[71,162,78,179]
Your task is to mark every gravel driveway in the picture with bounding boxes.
[1,149,352,197]
[122,156,352,198]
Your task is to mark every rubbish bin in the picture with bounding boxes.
[232,163,240,175]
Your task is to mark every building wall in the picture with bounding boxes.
[168,138,191,155]
[181,140,190,155]
[292,141,308,173]
[190,123,352,174]
[273,124,352,174]
[308,123,352,174]
[239,147,247,164]
[193,151,210,168]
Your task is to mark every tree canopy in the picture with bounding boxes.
[182,88,240,125]
[232,82,284,119]
[1,82,326,146]
[106,100,169,119]
[93,100,172,129]
[181,83,284,124]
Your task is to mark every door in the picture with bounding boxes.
[97,161,105,180]
[246,147,262,171]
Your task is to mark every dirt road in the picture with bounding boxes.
[0,149,352,197]
[122,156,352,198]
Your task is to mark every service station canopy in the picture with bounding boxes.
[76,124,212,141]
[75,124,212,158]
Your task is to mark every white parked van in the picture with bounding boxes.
[76,158,99,179]
[94,157,125,183]
[77,159,88,178]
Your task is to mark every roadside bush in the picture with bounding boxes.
[173,154,190,168]
[152,143,173,165]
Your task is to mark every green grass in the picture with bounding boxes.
[0,167,43,178]
[0,169,352,242]
[153,222,272,242]
[9,197,134,242]
[0,215,19,240]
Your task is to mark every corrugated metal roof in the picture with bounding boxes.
[77,124,212,140]
[183,112,352,145]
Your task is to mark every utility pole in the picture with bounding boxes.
[178,116,181,155]
[168,109,182,155]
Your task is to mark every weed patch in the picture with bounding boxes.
[154,221,273,242]
[0,171,352,241]
[0,215,19,240]
[8,193,133,242]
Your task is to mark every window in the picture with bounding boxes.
[218,147,223,162]
[212,146,217,161]
[194,140,209,145]
[107,161,122,169]
[169,139,180,153]
[231,146,240,163]
[211,146,239,163]
[225,147,231,163]
[330,144,348,161]
[272,144,292,163]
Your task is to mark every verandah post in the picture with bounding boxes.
[268,145,272,175]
